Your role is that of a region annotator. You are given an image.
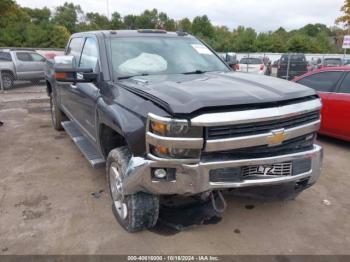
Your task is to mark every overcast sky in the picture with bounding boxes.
[17,0,344,32]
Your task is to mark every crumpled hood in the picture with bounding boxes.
[119,71,316,115]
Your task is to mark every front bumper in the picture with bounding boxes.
[122,144,323,195]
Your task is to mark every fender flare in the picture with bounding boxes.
[96,99,146,157]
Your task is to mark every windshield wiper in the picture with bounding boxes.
[117,73,149,80]
[182,70,208,75]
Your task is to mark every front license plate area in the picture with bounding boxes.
[242,162,292,177]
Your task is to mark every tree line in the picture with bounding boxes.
[0,0,346,53]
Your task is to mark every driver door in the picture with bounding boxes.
[69,37,100,143]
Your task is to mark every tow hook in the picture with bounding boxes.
[210,190,227,213]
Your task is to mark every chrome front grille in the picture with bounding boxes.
[206,111,320,140]
[242,162,293,177]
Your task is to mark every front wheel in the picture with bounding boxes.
[107,147,159,232]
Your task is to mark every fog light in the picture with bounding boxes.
[154,168,167,179]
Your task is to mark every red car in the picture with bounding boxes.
[293,67,350,141]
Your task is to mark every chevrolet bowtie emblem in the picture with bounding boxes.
[268,129,286,146]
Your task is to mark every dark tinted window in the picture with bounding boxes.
[338,72,350,94]
[323,58,342,66]
[240,58,262,64]
[66,37,84,67]
[16,52,33,62]
[0,52,12,61]
[297,71,343,92]
[281,54,306,62]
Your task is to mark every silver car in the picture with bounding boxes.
[237,57,268,75]
[0,49,47,89]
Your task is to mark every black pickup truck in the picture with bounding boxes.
[46,30,323,232]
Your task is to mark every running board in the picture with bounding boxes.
[61,121,105,168]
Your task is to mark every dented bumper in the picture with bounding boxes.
[122,144,323,195]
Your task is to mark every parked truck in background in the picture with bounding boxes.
[46,30,323,232]
[0,49,47,89]
[277,53,308,80]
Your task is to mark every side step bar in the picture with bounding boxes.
[61,121,105,168]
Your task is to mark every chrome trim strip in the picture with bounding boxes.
[148,113,187,124]
[191,144,321,169]
[147,153,200,164]
[209,170,312,188]
[146,132,203,149]
[191,99,322,126]
[205,120,320,152]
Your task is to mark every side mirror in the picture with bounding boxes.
[54,55,97,83]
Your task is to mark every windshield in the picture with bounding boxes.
[239,58,262,64]
[110,36,229,78]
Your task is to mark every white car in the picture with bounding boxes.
[237,57,267,75]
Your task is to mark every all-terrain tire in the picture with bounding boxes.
[50,94,65,131]
[107,147,159,232]
[1,72,14,90]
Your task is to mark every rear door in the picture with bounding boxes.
[296,71,344,133]
[326,72,350,140]
[15,52,46,80]
[29,52,46,79]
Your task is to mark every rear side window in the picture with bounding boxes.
[16,52,33,62]
[338,72,350,94]
[297,71,343,92]
[66,37,84,67]
[0,52,12,61]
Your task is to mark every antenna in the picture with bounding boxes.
[106,0,110,20]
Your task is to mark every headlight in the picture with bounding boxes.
[147,113,203,160]
[149,118,202,138]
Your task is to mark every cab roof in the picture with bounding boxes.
[72,29,192,38]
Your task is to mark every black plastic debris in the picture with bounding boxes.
[0,121,3,126]
[91,190,104,199]
[150,199,222,236]
[245,204,255,210]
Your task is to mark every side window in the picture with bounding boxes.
[338,72,350,94]
[16,52,33,62]
[31,53,45,62]
[66,37,84,67]
[0,52,12,61]
[297,71,343,92]
[79,38,99,71]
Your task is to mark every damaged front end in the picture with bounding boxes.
[121,98,323,215]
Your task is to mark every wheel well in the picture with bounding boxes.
[99,124,127,158]
[1,70,14,78]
